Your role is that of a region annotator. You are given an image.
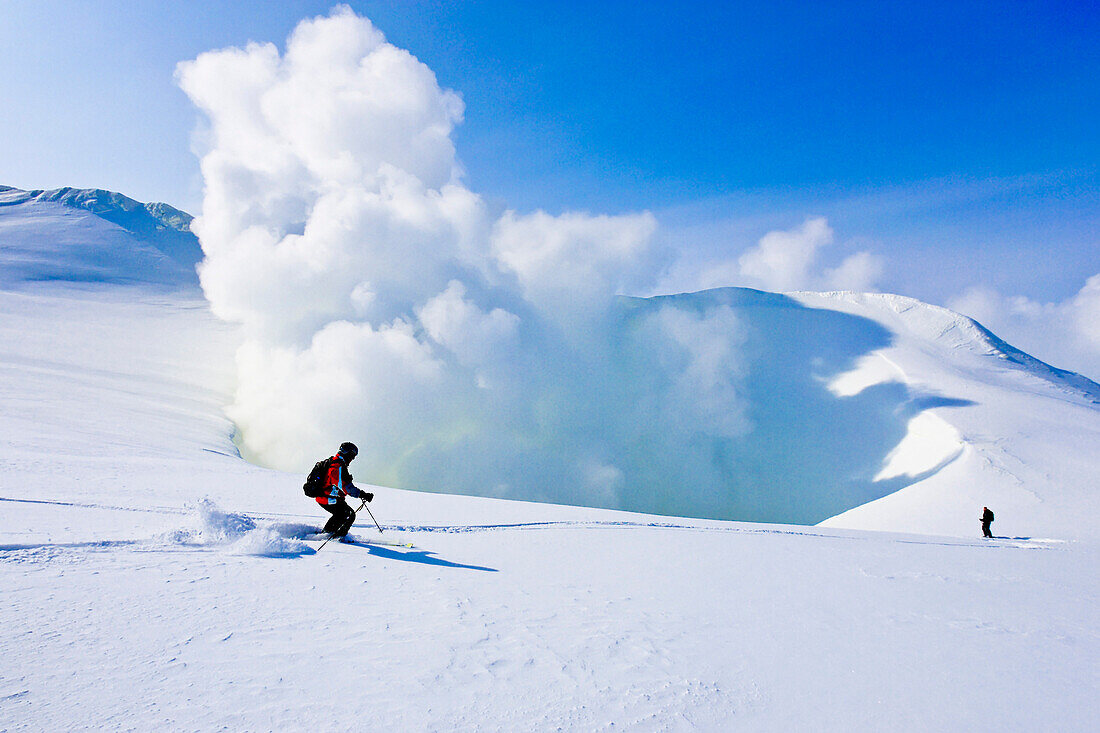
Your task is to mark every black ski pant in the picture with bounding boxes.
[982,521,993,538]
[321,500,357,537]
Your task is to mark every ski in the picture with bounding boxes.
[344,537,416,549]
[302,532,415,549]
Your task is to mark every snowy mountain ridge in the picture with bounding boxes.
[0,184,201,287]
[798,289,1100,403]
[0,185,194,234]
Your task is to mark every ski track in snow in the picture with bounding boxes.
[0,495,1063,556]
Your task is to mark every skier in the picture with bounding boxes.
[313,442,374,539]
[981,506,994,538]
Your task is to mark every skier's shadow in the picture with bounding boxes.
[359,543,498,572]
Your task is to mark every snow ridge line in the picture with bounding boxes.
[0,495,344,522]
[0,539,142,552]
[383,521,1059,549]
[0,496,189,515]
[0,496,1058,552]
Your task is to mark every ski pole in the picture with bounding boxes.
[361,501,384,533]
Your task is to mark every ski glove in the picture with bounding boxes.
[363,492,374,503]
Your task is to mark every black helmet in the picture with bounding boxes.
[338,442,359,461]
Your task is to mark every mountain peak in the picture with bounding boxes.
[0,185,201,288]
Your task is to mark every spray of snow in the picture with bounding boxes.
[156,499,311,557]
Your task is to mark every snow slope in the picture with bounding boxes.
[796,291,1100,540]
[1,284,1097,731]
[1,189,1098,729]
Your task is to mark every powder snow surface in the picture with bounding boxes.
[2,284,1098,730]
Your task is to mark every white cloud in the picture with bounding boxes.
[640,304,750,438]
[491,209,657,332]
[417,280,520,369]
[736,217,885,293]
[665,217,885,295]
[228,318,450,471]
[176,6,482,347]
[824,250,885,292]
[177,5,756,514]
[738,217,833,292]
[1071,274,1100,351]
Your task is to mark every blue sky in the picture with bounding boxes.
[1,1,1097,307]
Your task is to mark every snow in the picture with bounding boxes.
[795,291,1100,540]
[2,195,1099,729]
[872,411,963,482]
[0,186,199,288]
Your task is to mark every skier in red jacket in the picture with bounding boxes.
[316,442,373,539]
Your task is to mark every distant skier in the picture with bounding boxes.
[981,506,994,538]
[309,442,373,539]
